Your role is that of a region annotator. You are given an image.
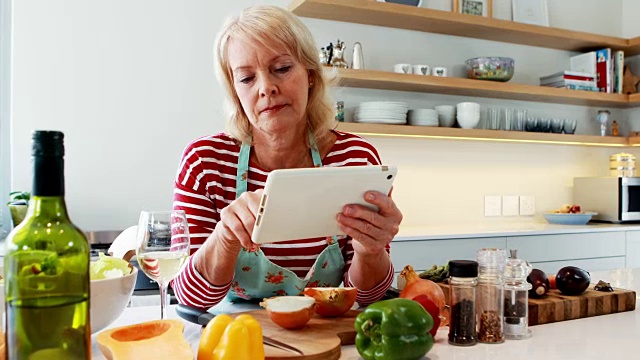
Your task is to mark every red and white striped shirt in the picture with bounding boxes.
[171,130,394,309]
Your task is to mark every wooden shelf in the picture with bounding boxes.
[331,68,630,107]
[336,122,630,147]
[290,0,637,54]
[627,136,640,146]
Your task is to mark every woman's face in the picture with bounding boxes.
[227,38,310,137]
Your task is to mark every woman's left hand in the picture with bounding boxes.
[336,190,403,256]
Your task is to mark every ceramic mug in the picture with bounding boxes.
[412,64,431,75]
[393,63,413,74]
[433,67,448,77]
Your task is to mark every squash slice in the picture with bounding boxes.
[97,319,193,360]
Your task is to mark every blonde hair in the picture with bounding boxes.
[214,5,336,148]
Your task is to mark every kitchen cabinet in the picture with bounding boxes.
[626,231,640,268]
[391,231,628,285]
[390,236,506,286]
[292,0,640,147]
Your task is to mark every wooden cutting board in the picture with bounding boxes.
[438,283,636,326]
[241,309,359,360]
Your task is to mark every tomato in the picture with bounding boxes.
[412,294,440,337]
[548,274,557,289]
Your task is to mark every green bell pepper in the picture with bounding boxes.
[354,298,434,360]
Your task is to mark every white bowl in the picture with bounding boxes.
[91,266,138,333]
[457,112,480,129]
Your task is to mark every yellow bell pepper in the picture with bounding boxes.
[197,313,264,360]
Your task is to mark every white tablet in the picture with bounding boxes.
[251,165,397,245]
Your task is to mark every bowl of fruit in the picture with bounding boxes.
[543,204,597,225]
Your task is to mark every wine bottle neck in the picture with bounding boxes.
[32,155,65,196]
[27,196,70,220]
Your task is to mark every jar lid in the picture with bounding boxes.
[610,153,635,161]
[476,248,507,270]
[504,252,532,281]
[448,260,478,278]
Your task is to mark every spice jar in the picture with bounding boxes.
[609,152,635,177]
[476,248,506,344]
[448,260,478,346]
[503,249,533,340]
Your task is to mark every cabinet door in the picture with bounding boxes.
[391,237,507,286]
[626,231,640,268]
[507,232,625,263]
[530,257,626,275]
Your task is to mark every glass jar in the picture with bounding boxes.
[335,101,345,122]
[448,260,478,346]
[610,152,636,177]
[503,249,533,339]
[475,248,506,344]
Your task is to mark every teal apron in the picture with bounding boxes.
[227,134,345,301]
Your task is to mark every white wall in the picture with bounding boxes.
[10,0,638,231]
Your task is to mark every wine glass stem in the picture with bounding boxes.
[159,281,168,320]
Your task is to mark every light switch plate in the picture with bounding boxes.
[519,195,536,216]
[502,196,520,216]
[484,195,502,217]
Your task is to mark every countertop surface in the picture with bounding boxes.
[394,222,640,241]
[91,269,640,360]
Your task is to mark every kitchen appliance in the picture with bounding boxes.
[573,177,640,223]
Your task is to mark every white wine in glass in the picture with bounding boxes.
[136,210,190,319]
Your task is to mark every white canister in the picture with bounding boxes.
[609,153,636,177]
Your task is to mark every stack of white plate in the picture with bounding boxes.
[407,109,439,126]
[354,101,408,125]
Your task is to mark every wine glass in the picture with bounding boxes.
[136,210,190,319]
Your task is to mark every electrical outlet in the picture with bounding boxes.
[502,196,520,216]
[519,195,536,216]
[484,195,502,217]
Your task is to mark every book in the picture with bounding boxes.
[540,71,596,81]
[614,50,624,93]
[541,79,598,88]
[570,52,597,74]
[539,71,596,85]
[595,48,612,93]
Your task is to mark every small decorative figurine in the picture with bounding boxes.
[623,66,640,94]
[596,109,611,136]
[612,120,620,136]
[326,42,334,65]
[330,39,349,69]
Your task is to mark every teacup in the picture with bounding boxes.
[393,63,412,74]
[412,64,431,75]
[433,67,447,77]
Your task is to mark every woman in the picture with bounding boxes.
[171,5,403,309]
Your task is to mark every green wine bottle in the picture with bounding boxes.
[4,131,90,359]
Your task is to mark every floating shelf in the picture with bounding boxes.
[331,68,630,108]
[290,0,640,54]
[336,122,630,147]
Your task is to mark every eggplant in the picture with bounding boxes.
[527,269,550,298]
[556,266,591,296]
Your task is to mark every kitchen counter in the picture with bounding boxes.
[91,268,640,360]
[395,222,640,241]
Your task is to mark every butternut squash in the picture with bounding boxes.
[97,319,193,360]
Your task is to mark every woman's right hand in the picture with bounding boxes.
[211,189,264,253]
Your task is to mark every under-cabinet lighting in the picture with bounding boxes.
[350,131,628,147]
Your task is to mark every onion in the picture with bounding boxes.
[399,265,447,314]
[260,296,316,329]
